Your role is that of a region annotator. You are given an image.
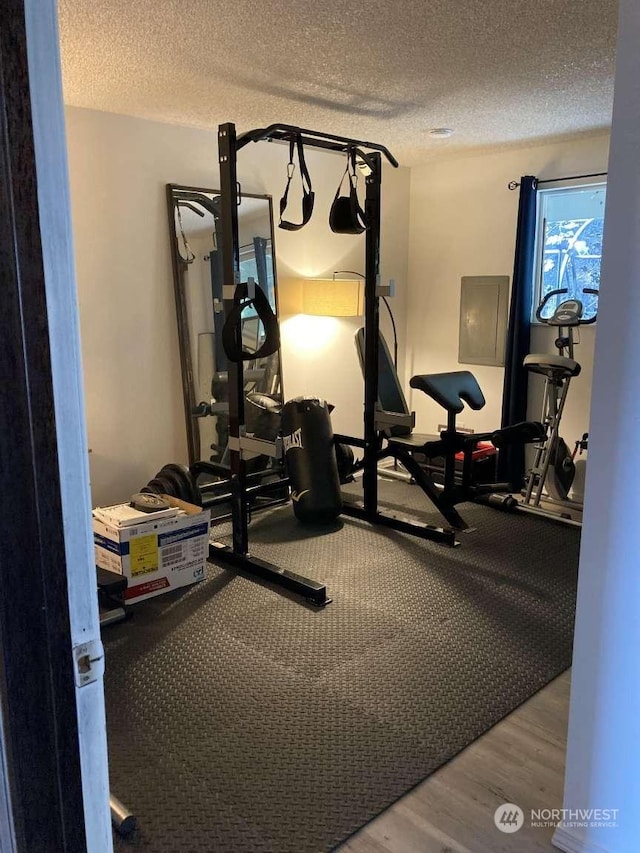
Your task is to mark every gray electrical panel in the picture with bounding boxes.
[458,275,509,366]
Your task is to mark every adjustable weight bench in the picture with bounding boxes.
[355,329,545,530]
[391,371,544,528]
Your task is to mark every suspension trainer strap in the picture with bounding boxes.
[349,148,367,226]
[176,202,196,263]
[279,134,315,231]
[329,147,367,234]
[222,281,281,362]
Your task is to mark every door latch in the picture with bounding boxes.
[73,639,105,687]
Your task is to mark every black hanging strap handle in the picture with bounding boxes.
[279,134,315,231]
[345,147,366,223]
[222,280,281,362]
[332,147,367,234]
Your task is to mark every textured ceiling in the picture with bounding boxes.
[58,0,617,162]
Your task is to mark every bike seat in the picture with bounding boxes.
[523,354,581,378]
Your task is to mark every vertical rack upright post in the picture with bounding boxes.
[362,152,382,518]
[217,122,250,556]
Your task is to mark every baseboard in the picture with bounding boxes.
[552,826,615,853]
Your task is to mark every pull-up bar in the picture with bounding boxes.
[237,123,400,169]
[172,190,220,218]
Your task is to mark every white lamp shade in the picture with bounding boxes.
[301,278,365,317]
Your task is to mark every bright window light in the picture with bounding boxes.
[532,183,606,322]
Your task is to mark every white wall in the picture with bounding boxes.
[556,3,640,850]
[406,133,610,440]
[65,107,410,505]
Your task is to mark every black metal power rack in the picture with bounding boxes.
[213,121,457,608]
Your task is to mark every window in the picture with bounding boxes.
[532,183,606,322]
[238,240,276,350]
[238,240,275,317]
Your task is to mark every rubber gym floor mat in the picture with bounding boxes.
[104,478,580,852]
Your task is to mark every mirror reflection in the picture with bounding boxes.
[167,185,283,466]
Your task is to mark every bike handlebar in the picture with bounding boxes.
[535,287,599,324]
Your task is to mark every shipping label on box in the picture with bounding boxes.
[93,498,210,603]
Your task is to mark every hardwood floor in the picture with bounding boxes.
[337,670,571,853]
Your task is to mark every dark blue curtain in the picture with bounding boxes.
[498,175,538,488]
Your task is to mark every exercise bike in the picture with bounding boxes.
[522,287,598,513]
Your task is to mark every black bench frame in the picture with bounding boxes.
[351,329,544,534]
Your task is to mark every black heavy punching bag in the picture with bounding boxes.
[281,397,342,523]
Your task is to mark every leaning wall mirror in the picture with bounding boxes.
[166,184,283,466]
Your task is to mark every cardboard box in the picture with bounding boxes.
[93,495,210,603]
